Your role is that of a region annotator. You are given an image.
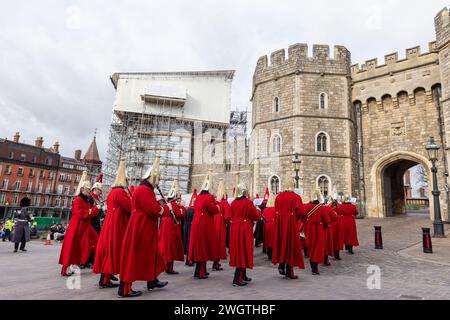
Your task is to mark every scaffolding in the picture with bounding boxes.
[104,71,238,195]
[103,101,193,195]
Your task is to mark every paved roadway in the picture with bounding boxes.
[1,213,450,300]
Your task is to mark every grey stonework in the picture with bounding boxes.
[250,8,450,219]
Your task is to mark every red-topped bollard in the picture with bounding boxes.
[422,228,433,254]
[374,226,383,249]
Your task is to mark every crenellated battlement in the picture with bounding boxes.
[435,7,450,49]
[254,44,351,88]
[351,42,438,77]
[256,44,351,70]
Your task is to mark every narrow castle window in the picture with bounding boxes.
[274,97,280,113]
[317,176,330,197]
[272,134,282,153]
[320,93,328,110]
[270,176,280,194]
[316,132,328,152]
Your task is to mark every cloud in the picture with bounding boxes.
[0,0,448,162]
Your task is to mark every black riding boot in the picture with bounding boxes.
[334,250,341,260]
[310,262,320,275]
[278,263,286,276]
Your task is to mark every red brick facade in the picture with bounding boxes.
[0,133,102,220]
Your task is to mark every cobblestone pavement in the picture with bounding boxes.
[1,213,450,300]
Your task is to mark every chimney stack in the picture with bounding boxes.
[75,150,82,161]
[53,142,60,154]
[35,137,44,148]
[13,132,20,143]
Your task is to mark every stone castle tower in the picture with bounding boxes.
[250,44,357,201]
[251,7,450,220]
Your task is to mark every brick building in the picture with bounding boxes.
[0,133,102,221]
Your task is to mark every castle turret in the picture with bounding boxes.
[250,43,354,200]
[436,7,450,220]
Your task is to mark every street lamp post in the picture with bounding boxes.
[292,153,302,189]
[425,136,445,238]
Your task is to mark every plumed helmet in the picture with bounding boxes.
[236,183,248,198]
[266,192,276,208]
[201,169,213,192]
[76,171,90,195]
[142,155,161,185]
[167,179,180,199]
[312,188,323,202]
[284,172,295,192]
[331,187,339,201]
[216,178,226,200]
[343,193,352,203]
[113,159,128,188]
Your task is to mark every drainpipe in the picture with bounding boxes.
[355,102,367,218]
[433,86,450,223]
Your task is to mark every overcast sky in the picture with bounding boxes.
[0,0,448,162]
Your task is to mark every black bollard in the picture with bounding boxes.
[374,226,383,249]
[422,228,433,254]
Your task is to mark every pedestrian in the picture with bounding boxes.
[12,197,33,253]
[93,159,131,289]
[262,192,276,261]
[3,218,13,242]
[227,183,261,287]
[183,189,197,266]
[58,171,100,276]
[303,189,332,275]
[340,194,359,254]
[271,173,306,279]
[188,170,220,280]
[90,174,104,235]
[213,178,228,271]
[158,179,186,275]
[118,156,179,298]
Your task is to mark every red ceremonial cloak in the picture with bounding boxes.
[119,181,173,283]
[332,204,345,251]
[215,199,229,260]
[159,206,186,263]
[303,202,331,264]
[93,187,131,276]
[188,191,220,263]
[227,197,261,268]
[263,207,276,250]
[340,203,360,247]
[59,194,99,267]
[323,205,338,257]
[271,192,306,269]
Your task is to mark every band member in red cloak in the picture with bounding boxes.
[323,201,338,266]
[183,189,197,266]
[159,180,186,275]
[188,170,220,279]
[58,171,100,276]
[271,173,306,279]
[118,156,179,298]
[303,189,332,275]
[330,193,345,260]
[226,183,261,286]
[213,178,229,271]
[262,191,276,261]
[90,174,104,235]
[340,194,360,254]
[93,160,131,288]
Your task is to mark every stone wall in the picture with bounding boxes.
[251,44,355,201]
